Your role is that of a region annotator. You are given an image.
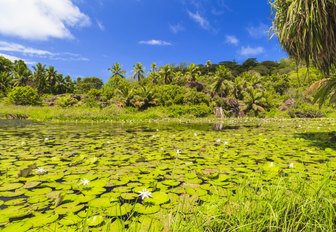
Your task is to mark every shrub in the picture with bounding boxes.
[8,86,40,105]
[183,89,210,106]
[55,95,79,108]
[167,104,212,117]
[156,85,186,106]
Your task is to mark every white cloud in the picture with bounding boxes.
[170,24,184,34]
[187,11,210,30]
[246,23,269,39]
[239,46,264,56]
[139,40,172,46]
[0,0,91,40]
[0,41,52,56]
[0,41,88,61]
[0,53,35,65]
[225,35,239,46]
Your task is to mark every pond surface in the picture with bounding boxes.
[0,118,335,231]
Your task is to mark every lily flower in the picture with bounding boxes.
[36,167,46,174]
[215,139,221,143]
[270,162,274,167]
[80,178,90,186]
[289,163,294,168]
[138,188,152,200]
[176,149,181,154]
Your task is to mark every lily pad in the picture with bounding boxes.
[87,215,104,227]
[134,203,160,215]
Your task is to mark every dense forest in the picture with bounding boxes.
[0,55,331,118]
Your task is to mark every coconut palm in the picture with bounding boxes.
[132,62,145,81]
[12,60,32,86]
[150,63,157,73]
[186,64,201,82]
[108,63,126,78]
[46,66,58,94]
[243,87,268,116]
[160,65,173,84]
[33,63,47,94]
[271,0,336,105]
[0,71,13,95]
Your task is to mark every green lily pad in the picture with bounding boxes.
[55,203,85,215]
[59,214,82,226]
[25,187,53,196]
[2,222,33,232]
[121,193,138,201]
[110,219,124,231]
[88,198,112,208]
[134,203,160,215]
[105,203,133,217]
[87,215,104,227]
[144,192,170,205]
[23,181,41,189]
[25,213,58,228]
[162,180,180,187]
[0,183,23,191]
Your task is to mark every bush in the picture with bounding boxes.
[288,109,325,118]
[183,89,210,106]
[55,95,79,108]
[8,86,40,105]
[156,85,186,106]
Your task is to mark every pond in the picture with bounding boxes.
[0,118,335,231]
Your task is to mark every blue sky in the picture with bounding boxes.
[0,0,287,81]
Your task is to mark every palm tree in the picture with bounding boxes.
[160,65,173,84]
[150,63,157,73]
[186,64,201,82]
[108,63,126,78]
[206,60,212,74]
[243,87,268,116]
[0,71,13,95]
[132,62,145,81]
[46,66,58,94]
[12,60,32,86]
[271,0,336,105]
[33,63,47,94]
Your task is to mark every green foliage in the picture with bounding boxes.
[183,88,210,106]
[156,85,186,106]
[55,95,79,108]
[75,77,103,94]
[8,86,40,105]
[166,103,212,117]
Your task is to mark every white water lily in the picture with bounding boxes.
[224,141,229,145]
[216,139,221,143]
[194,133,198,137]
[44,137,49,141]
[176,149,181,154]
[36,167,46,174]
[21,141,26,145]
[270,162,274,168]
[289,163,294,168]
[138,188,152,200]
[80,178,90,186]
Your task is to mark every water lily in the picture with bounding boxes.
[224,141,229,145]
[289,163,294,168]
[44,137,49,141]
[216,139,221,143]
[138,188,152,200]
[270,162,274,167]
[21,141,26,145]
[36,167,46,174]
[194,133,198,137]
[176,149,181,154]
[80,178,90,186]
